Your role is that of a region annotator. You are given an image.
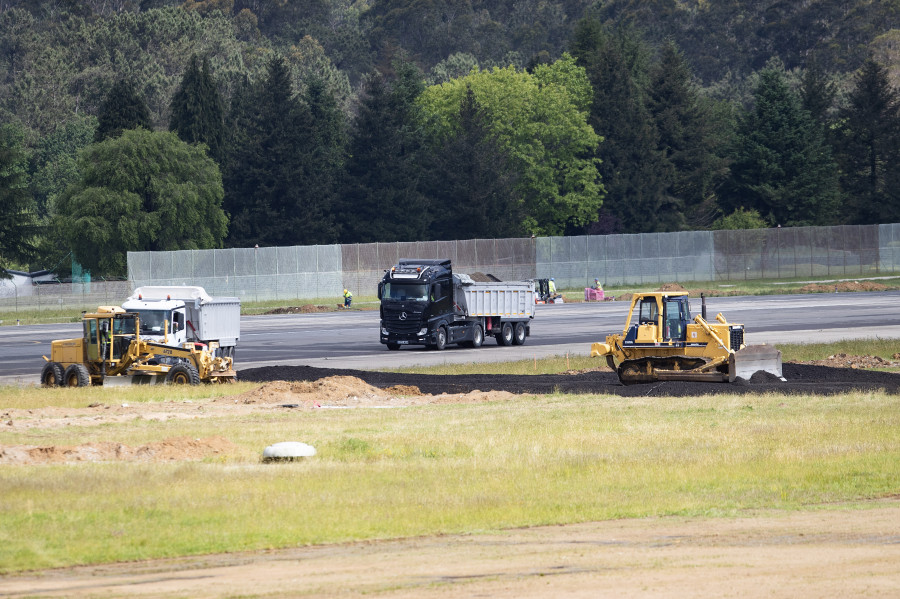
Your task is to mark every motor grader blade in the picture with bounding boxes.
[728,344,784,382]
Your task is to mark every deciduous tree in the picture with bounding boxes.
[419,55,602,235]
[54,129,226,276]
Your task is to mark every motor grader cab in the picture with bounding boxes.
[591,292,783,384]
[41,306,236,387]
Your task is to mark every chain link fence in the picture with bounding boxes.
[128,245,343,302]
[0,279,131,318]
[4,224,899,316]
[340,238,537,296]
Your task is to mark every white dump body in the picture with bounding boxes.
[454,277,535,320]
[126,286,240,348]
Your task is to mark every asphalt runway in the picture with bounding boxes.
[3,291,900,385]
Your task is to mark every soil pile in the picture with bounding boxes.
[799,281,889,293]
[265,305,331,314]
[238,362,900,397]
[229,376,510,407]
[0,436,236,465]
[803,353,899,369]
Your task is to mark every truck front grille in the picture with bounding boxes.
[383,307,424,334]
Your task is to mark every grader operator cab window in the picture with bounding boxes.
[85,319,99,361]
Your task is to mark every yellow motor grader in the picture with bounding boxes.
[40,306,236,387]
[591,291,783,384]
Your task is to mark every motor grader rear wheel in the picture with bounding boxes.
[41,361,64,387]
[63,364,91,387]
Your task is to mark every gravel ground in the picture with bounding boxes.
[238,363,900,396]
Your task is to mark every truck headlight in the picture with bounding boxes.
[381,327,389,335]
[418,328,428,336]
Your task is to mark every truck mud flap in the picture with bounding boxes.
[729,345,784,382]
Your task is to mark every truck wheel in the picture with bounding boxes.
[386,342,400,351]
[434,326,447,350]
[166,363,201,385]
[63,364,91,387]
[41,361,64,387]
[472,325,484,348]
[499,322,514,346]
[513,322,527,345]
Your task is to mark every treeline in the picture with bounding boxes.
[2,1,900,277]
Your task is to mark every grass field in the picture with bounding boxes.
[2,369,899,573]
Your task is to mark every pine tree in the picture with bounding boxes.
[94,78,153,142]
[834,57,900,225]
[571,19,674,233]
[222,56,337,247]
[169,55,226,164]
[725,68,841,227]
[338,62,430,243]
[0,124,39,277]
[799,59,836,128]
[424,86,521,240]
[647,41,728,229]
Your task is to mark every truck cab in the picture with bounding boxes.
[121,295,188,347]
[378,259,454,349]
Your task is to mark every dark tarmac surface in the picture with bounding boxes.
[238,363,900,397]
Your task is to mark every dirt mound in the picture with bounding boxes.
[800,353,899,369]
[0,436,236,465]
[231,376,391,406]
[799,281,889,293]
[657,283,687,291]
[265,305,330,314]
[469,272,500,282]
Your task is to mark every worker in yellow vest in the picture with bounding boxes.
[343,288,353,307]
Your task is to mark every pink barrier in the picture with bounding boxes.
[584,288,604,301]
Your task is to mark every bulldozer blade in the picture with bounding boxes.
[729,345,784,382]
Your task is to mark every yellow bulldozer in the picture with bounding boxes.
[591,291,783,384]
[41,306,236,387]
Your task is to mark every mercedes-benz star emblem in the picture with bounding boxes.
[400,312,407,320]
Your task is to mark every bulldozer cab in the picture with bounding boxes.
[625,292,691,346]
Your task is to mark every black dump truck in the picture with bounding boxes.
[378,259,536,350]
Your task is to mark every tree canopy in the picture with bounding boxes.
[0,123,40,277]
[419,54,603,235]
[54,129,226,275]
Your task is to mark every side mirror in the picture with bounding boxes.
[377,283,383,300]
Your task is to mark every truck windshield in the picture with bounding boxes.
[383,283,429,301]
[135,310,167,333]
